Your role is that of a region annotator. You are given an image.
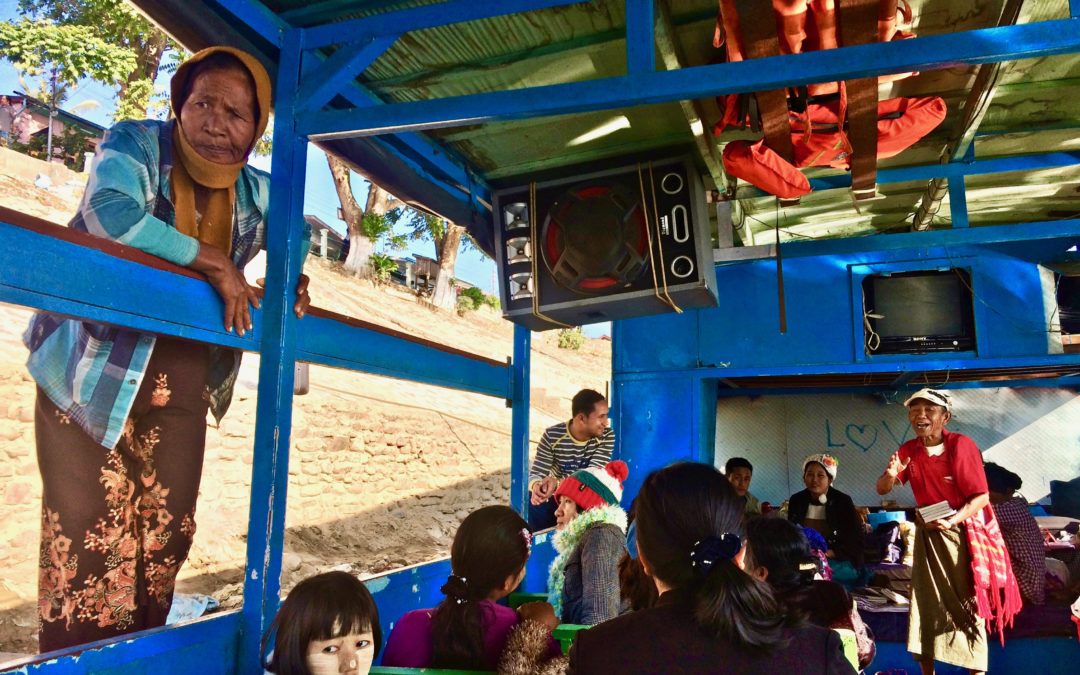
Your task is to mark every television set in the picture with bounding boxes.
[862,270,976,354]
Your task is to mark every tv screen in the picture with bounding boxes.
[863,270,975,354]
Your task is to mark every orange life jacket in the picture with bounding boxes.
[721,95,947,199]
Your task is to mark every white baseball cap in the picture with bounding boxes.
[903,388,952,411]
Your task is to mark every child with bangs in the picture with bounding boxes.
[263,570,382,675]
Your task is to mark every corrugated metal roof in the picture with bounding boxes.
[129,0,1080,247]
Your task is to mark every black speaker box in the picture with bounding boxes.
[493,156,718,331]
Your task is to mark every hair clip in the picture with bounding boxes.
[520,527,532,548]
[689,533,742,578]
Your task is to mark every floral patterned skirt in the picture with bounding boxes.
[35,336,211,653]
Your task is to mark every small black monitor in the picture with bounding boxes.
[863,270,976,354]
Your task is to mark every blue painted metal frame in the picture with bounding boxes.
[734,149,1080,199]
[301,0,590,50]
[237,26,307,674]
[625,0,656,75]
[509,324,532,517]
[298,18,1080,138]
[210,0,493,225]
[0,220,509,399]
[715,217,1080,264]
[298,313,510,398]
[615,352,1080,382]
[3,612,241,675]
[6,0,1080,671]
[295,34,399,114]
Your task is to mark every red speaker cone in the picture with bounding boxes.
[541,182,650,294]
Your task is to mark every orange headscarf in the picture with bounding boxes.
[169,46,272,256]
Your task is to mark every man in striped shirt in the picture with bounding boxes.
[528,389,616,530]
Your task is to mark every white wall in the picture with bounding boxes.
[714,387,1080,508]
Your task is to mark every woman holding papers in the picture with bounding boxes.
[876,388,1021,675]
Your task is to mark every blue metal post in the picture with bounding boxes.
[1073,0,1080,18]
[238,27,308,674]
[509,323,532,518]
[949,177,970,228]
[625,0,656,75]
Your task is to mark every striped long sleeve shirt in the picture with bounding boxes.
[529,421,615,485]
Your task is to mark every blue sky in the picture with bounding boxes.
[0,2,498,290]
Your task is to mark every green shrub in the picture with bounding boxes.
[456,295,476,316]
[369,253,397,282]
[557,327,586,350]
[457,286,499,313]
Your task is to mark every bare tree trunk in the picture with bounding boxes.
[116,33,168,117]
[328,154,376,276]
[431,221,464,310]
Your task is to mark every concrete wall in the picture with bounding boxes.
[0,147,89,186]
[714,388,1080,508]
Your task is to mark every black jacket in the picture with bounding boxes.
[787,487,864,567]
[568,588,856,675]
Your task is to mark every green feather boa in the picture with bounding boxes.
[546,504,628,620]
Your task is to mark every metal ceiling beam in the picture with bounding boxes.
[654,0,728,190]
[295,34,398,114]
[203,0,492,224]
[626,0,656,75]
[299,17,1080,139]
[617,352,1080,383]
[281,0,416,27]
[911,0,1024,232]
[707,216,1080,265]
[302,0,590,50]
[731,149,1080,199]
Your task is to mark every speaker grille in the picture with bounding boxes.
[540,182,649,294]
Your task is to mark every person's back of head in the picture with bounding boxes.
[984,462,1023,497]
[744,517,818,594]
[431,505,531,669]
[571,389,605,418]
[264,570,381,675]
[635,462,788,653]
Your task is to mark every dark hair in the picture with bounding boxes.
[571,389,606,418]
[431,505,530,669]
[984,462,1022,494]
[635,462,789,652]
[618,552,658,610]
[178,51,258,115]
[725,457,753,474]
[264,571,381,675]
[744,518,819,595]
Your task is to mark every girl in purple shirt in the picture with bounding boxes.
[381,505,561,670]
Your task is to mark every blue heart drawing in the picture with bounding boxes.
[845,424,879,452]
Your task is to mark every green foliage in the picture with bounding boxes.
[0,19,137,90]
[18,0,183,121]
[361,209,407,250]
[112,77,153,122]
[456,286,499,315]
[557,327,586,350]
[368,252,397,283]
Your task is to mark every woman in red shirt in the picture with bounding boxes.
[876,388,1020,675]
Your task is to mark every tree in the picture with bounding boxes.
[0,19,136,156]
[327,154,405,277]
[406,212,472,310]
[19,0,179,121]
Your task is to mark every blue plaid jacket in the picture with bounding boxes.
[23,119,307,449]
